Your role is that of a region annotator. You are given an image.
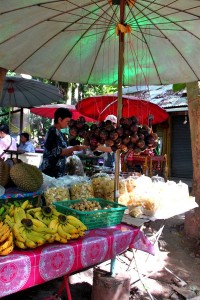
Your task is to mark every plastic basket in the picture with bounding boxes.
[53,198,127,230]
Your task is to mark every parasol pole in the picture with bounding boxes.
[114,0,126,202]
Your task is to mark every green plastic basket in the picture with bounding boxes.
[53,198,127,230]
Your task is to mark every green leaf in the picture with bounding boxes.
[173,83,186,92]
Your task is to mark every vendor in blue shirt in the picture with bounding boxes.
[18,132,35,153]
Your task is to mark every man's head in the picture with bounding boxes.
[54,107,72,128]
[20,132,30,144]
[104,115,117,127]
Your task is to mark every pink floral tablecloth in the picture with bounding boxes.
[0,224,154,298]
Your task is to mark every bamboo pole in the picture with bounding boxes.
[114,0,126,202]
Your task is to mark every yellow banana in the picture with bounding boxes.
[49,219,59,231]
[14,207,26,223]
[61,222,78,234]
[51,207,65,218]
[35,211,51,226]
[4,215,15,229]
[21,200,29,209]
[31,218,47,228]
[67,215,87,231]
[45,234,55,243]
[32,224,56,234]
[57,224,71,239]
[0,244,14,256]
[0,228,11,244]
[26,231,46,246]
[8,205,15,217]
[0,224,10,242]
[78,231,85,237]
[0,233,13,252]
[15,240,27,249]
[54,233,68,244]
[25,238,37,249]
[13,224,26,243]
[70,233,79,239]
[0,221,3,230]
[26,213,33,219]
[26,207,41,215]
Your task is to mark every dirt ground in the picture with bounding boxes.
[2,213,200,300]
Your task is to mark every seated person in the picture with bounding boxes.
[18,132,35,153]
[0,124,17,160]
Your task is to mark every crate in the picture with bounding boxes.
[53,198,127,230]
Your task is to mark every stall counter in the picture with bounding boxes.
[0,224,154,298]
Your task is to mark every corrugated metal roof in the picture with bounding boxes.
[122,85,188,111]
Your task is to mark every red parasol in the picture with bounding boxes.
[30,104,96,122]
[76,95,169,125]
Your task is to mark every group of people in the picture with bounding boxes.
[0,107,147,178]
[0,124,35,160]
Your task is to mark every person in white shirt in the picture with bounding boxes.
[18,132,35,153]
[0,124,17,160]
[95,115,117,168]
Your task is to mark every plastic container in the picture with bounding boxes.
[53,198,127,230]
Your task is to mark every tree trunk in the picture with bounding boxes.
[0,67,7,93]
[184,81,200,239]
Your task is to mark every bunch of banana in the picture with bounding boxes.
[13,218,56,249]
[13,199,34,210]
[30,206,56,226]
[49,214,84,243]
[0,221,14,256]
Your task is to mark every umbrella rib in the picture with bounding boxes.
[100,99,118,117]
[4,2,116,75]
[133,1,200,81]
[134,0,200,21]
[19,84,61,107]
[86,7,118,83]
[128,7,162,85]
[48,2,116,79]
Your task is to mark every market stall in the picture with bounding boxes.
[0,224,154,298]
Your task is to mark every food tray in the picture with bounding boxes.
[53,198,127,230]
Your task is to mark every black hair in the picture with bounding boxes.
[69,138,81,146]
[54,108,72,123]
[0,124,9,134]
[20,132,29,141]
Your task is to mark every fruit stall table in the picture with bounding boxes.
[0,187,41,206]
[0,223,154,298]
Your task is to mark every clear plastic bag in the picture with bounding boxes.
[66,155,85,176]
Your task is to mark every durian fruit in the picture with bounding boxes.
[10,162,43,192]
[0,159,10,187]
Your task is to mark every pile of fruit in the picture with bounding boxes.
[68,115,158,154]
[0,200,87,255]
[69,199,111,211]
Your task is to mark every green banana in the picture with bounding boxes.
[0,207,5,216]
[14,201,20,207]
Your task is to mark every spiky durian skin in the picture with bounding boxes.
[10,163,43,192]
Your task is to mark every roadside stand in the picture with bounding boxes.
[0,1,200,299]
